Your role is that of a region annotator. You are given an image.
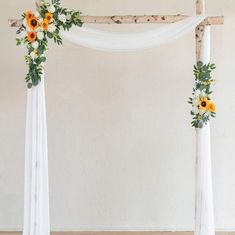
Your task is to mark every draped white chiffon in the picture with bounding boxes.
[23,76,50,235]
[62,15,206,52]
[195,26,215,235]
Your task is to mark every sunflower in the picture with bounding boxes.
[25,11,34,20]
[209,102,216,112]
[41,19,49,31]
[198,98,210,111]
[27,16,39,31]
[27,32,37,43]
[45,12,54,23]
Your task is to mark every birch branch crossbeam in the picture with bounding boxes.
[9,15,224,27]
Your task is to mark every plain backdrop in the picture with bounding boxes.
[0,0,235,232]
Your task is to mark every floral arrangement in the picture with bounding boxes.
[188,61,216,128]
[16,0,83,88]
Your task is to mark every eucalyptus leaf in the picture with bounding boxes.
[47,32,53,39]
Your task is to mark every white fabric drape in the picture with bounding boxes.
[62,15,206,52]
[195,26,215,235]
[23,75,50,235]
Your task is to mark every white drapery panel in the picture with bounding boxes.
[23,75,50,235]
[195,26,215,235]
[62,15,206,52]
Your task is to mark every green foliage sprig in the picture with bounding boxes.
[188,61,216,128]
[16,0,83,88]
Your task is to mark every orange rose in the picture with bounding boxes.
[25,11,34,20]
[27,32,37,42]
[41,19,49,31]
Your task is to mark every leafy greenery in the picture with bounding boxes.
[193,61,216,94]
[16,0,83,88]
[188,61,216,128]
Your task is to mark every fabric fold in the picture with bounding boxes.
[23,75,50,235]
[195,26,215,235]
[62,15,206,52]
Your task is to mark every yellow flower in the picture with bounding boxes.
[209,102,216,112]
[27,31,37,43]
[198,98,210,111]
[45,12,54,23]
[41,19,49,31]
[27,16,39,31]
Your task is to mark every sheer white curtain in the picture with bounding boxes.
[195,26,215,235]
[23,75,50,235]
[62,15,205,52]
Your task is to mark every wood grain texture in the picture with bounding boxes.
[195,0,205,61]
[78,15,223,25]
[195,24,205,61]
[196,0,205,15]
[8,15,224,27]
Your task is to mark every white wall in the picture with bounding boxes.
[1,0,235,232]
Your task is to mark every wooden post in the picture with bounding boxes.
[196,0,205,14]
[195,0,205,61]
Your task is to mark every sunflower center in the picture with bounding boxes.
[31,19,37,27]
[30,33,35,38]
[201,101,207,107]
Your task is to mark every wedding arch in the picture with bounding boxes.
[9,1,224,235]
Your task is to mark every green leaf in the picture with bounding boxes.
[198,121,203,128]
[38,45,45,54]
[41,57,46,62]
[53,12,58,19]
[197,61,203,67]
[47,32,53,39]
[202,64,208,71]
[33,80,39,86]
[16,38,22,46]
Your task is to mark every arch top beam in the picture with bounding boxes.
[8,15,224,27]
